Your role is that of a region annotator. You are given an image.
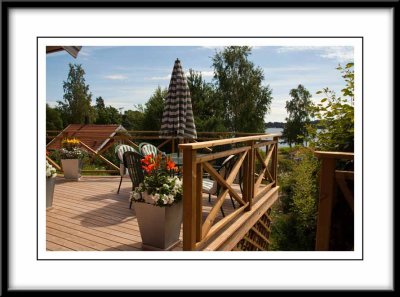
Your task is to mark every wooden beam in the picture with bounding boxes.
[157,138,171,150]
[246,141,255,211]
[79,141,119,171]
[204,187,279,251]
[182,148,197,251]
[315,158,337,251]
[271,139,278,186]
[315,151,354,160]
[46,156,61,171]
[196,146,250,164]
[251,226,271,245]
[335,171,354,212]
[196,163,203,242]
[243,235,265,251]
[195,203,248,251]
[203,162,245,206]
[201,152,247,238]
[179,134,281,150]
[253,140,276,149]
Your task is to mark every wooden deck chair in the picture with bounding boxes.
[202,154,238,217]
[115,144,138,194]
[123,151,145,209]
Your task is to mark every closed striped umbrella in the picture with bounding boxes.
[160,59,197,139]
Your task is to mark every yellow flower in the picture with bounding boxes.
[61,138,81,148]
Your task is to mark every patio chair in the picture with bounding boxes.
[202,154,238,217]
[123,150,145,209]
[139,142,165,157]
[115,144,138,194]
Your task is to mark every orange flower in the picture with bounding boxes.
[141,154,154,166]
[142,163,155,173]
[166,159,178,171]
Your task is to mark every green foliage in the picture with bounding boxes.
[46,104,63,130]
[187,69,226,132]
[270,147,319,250]
[282,84,313,147]
[121,107,145,131]
[308,62,354,152]
[58,63,96,125]
[212,46,273,133]
[94,96,122,125]
[141,86,167,131]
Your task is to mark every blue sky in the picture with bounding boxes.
[46,46,353,123]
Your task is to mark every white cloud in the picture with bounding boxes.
[77,49,90,57]
[276,46,354,62]
[104,74,128,80]
[320,47,354,61]
[148,74,171,80]
[148,70,213,81]
[263,66,318,73]
[276,46,320,53]
[198,70,214,78]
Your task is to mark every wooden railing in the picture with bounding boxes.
[46,130,276,174]
[179,134,280,251]
[314,151,354,251]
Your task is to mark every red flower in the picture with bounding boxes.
[166,159,178,172]
[142,163,155,173]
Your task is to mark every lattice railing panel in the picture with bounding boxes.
[234,209,272,251]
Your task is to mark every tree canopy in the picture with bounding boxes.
[58,63,95,125]
[187,69,226,132]
[308,62,354,152]
[212,46,273,133]
[282,84,313,147]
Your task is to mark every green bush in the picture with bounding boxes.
[270,147,319,250]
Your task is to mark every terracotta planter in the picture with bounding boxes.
[61,159,82,180]
[46,177,56,208]
[133,199,183,250]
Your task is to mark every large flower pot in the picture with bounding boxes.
[46,177,56,208]
[133,200,183,250]
[61,159,82,180]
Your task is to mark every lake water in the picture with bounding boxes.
[265,128,288,148]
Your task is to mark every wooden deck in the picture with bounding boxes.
[46,175,238,251]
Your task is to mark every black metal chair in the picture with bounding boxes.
[115,144,137,194]
[202,154,238,217]
[123,151,145,209]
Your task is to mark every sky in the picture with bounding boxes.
[46,45,353,123]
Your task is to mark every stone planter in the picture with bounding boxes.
[46,177,56,208]
[61,159,83,180]
[133,199,183,250]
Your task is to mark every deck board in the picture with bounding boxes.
[47,176,238,251]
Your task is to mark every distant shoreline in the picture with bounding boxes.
[265,120,320,129]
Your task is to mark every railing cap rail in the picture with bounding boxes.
[179,133,281,150]
[314,151,354,160]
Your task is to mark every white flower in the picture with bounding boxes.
[161,194,169,205]
[46,161,57,178]
[168,195,175,204]
[133,192,141,201]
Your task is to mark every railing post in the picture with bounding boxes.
[196,163,203,242]
[272,136,279,187]
[182,147,197,251]
[315,157,337,251]
[243,141,255,211]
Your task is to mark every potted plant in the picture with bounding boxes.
[60,137,86,180]
[130,154,183,250]
[46,160,57,208]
